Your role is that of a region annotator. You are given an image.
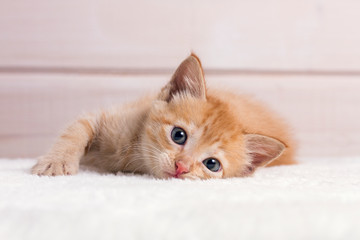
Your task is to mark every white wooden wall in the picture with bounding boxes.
[0,0,359,158]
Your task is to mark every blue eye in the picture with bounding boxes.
[202,158,221,172]
[171,127,187,145]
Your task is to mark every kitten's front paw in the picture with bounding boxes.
[31,157,79,176]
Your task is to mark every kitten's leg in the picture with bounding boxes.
[31,114,97,176]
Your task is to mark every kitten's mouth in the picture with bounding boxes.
[164,171,183,179]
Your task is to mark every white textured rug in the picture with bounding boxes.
[0,158,359,240]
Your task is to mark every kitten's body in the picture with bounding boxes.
[32,55,296,179]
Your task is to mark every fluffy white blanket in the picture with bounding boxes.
[0,158,359,240]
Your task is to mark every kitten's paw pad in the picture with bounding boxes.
[31,158,78,176]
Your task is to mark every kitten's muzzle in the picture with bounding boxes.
[174,161,190,178]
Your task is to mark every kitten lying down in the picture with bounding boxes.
[32,54,296,179]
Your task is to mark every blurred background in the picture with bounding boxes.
[0,0,359,159]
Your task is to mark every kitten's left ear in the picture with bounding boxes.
[244,134,285,170]
[158,53,206,102]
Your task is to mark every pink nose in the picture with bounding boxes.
[175,161,189,177]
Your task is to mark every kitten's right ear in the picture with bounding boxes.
[158,54,207,102]
[243,134,286,175]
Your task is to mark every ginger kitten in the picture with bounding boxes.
[31,54,296,179]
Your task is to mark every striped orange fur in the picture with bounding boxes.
[32,54,296,179]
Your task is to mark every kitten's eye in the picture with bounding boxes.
[171,127,187,145]
[202,158,221,172]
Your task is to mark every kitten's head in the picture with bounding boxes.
[141,54,285,179]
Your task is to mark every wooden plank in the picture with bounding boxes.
[0,73,359,158]
[0,0,360,71]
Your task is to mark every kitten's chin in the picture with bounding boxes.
[147,169,174,179]
[161,171,198,180]
[153,170,186,179]
[161,171,177,179]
